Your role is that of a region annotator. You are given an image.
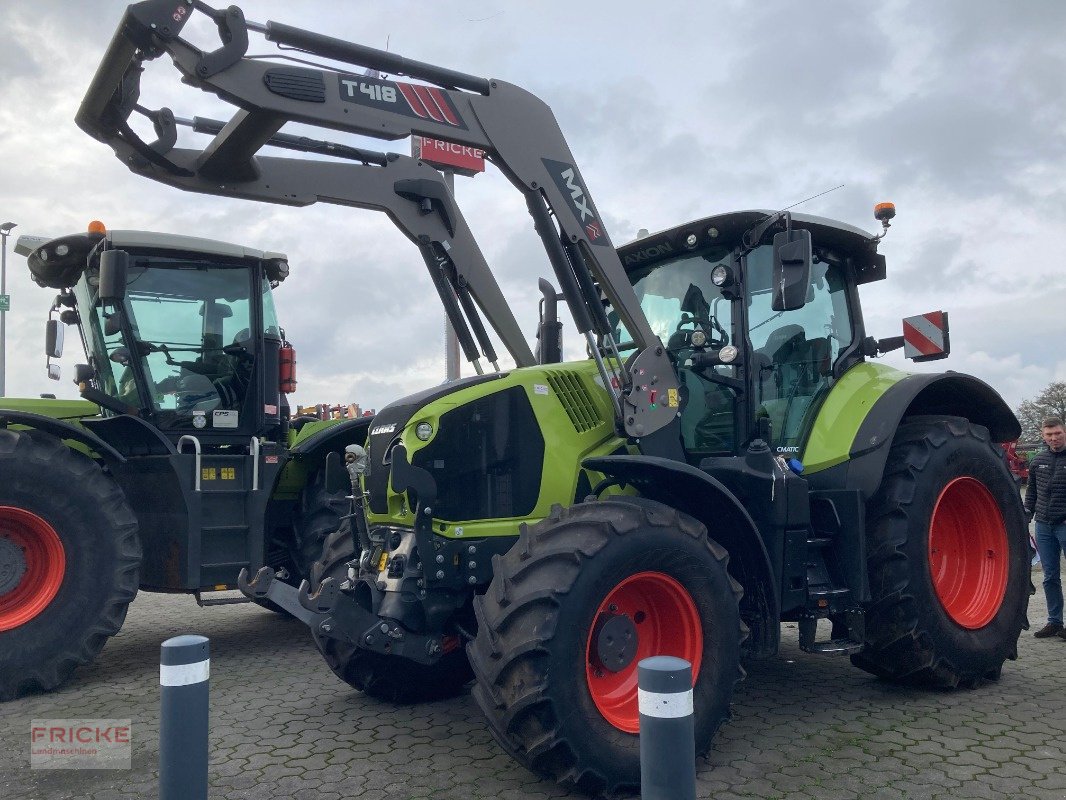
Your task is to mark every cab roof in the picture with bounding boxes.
[15,229,286,262]
[618,209,886,284]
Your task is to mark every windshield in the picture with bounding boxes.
[89,257,259,429]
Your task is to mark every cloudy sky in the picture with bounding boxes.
[0,0,1063,417]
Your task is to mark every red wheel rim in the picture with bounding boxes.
[928,477,1008,629]
[585,571,702,733]
[0,506,66,632]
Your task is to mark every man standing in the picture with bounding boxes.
[1025,417,1066,639]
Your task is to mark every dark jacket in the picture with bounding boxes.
[1024,447,1066,525]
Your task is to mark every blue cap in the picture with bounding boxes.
[787,458,804,474]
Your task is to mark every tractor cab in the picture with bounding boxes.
[20,223,294,447]
[617,209,889,462]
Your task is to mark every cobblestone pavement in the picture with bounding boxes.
[3,564,1065,800]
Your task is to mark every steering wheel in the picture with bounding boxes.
[165,372,222,412]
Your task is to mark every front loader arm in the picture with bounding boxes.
[78,0,680,440]
[108,129,534,369]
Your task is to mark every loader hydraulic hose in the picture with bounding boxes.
[525,192,594,336]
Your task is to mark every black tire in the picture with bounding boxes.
[255,473,348,616]
[851,416,1030,688]
[468,498,745,797]
[295,470,351,579]
[309,526,473,703]
[0,430,140,701]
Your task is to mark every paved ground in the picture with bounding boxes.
[3,564,1065,800]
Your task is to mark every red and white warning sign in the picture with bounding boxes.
[902,310,950,361]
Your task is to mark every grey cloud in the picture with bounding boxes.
[2,0,1063,416]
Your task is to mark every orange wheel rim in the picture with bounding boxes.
[928,477,1008,629]
[585,571,701,733]
[0,506,66,632]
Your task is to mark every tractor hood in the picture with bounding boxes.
[364,373,506,514]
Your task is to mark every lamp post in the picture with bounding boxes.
[0,221,16,398]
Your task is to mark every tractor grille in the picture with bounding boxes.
[411,385,543,521]
[545,371,603,433]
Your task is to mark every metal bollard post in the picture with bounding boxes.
[638,655,696,800]
[159,635,210,800]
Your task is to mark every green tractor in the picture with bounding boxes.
[82,4,1030,796]
[0,223,369,700]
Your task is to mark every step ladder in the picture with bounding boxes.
[800,530,864,655]
[178,436,266,593]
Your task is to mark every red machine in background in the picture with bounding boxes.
[1001,440,1030,487]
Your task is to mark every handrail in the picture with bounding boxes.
[177,435,202,491]
[249,437,260,491]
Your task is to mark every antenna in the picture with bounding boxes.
[741,185,846,254]
[776,184,845,216]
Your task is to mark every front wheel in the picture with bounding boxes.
[468,498,745,797]
[309,526,473,703]
[852,416,1030,687]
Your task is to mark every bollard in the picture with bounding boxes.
[638,655,696,800]
[159,635,210,800]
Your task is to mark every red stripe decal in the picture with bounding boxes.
[426,87,460,126]
[397,83,429,119]
[412,85,445,123]
[923,311,943,326]
[903,320,941,355]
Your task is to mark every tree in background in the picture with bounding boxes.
[1016,381,1066,442]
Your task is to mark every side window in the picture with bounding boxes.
[261,275,282,339]
[747,248,852,451]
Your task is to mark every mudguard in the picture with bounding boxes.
[288,415,374,461]
[0,409,125,463]
[807,369,1020,499]
[583,454,779,658]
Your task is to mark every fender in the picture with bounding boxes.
[818,371,1020,499]
[583,454,779,658]
[0,409,125,463]
[289,415,375,461]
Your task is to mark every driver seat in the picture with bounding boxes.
[757,325,806,401]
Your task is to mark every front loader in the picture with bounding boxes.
[79,3,1030,796]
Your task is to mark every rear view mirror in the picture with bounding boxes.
[73,363,95,384]
[47,364,61,381]
[98,249,129,303]
[45,319,64,358]
[771,229,812,312]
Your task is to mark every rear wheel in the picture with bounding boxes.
[852,417,1029,687]
[468,499,745,797]
[0,430,140,700]
[310,526,473,703]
